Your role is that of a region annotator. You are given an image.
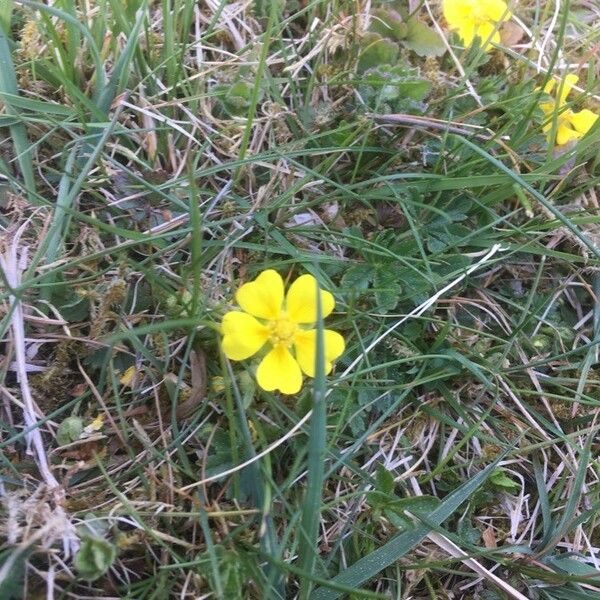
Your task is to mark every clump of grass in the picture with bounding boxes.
[1,0,600,598]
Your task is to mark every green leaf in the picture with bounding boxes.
[56,416,84,446]
[362,66,431,103]
[402,18,446,57]
[373,267,401,313]
[74,536,117,581]
[341,264,373,291]
[310,456,504,600]
[207,548,247,599]
[489,469,520,491]
[370,8,408,40]
[540,587,600,600]
[358,32,400,72]
[395,267,432,305]
[375,465,395,495]
[223,80,254,114]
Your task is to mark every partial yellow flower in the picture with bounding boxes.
[119,365,137,387]
[442,0,511,52]
[540,74,599,146]
[84,414,105,435]
[221,270,345,395]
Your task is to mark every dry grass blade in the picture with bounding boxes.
[426,531,529,600]
[2,0,600,597]
[0,222,59,492]
[0,221,78,576]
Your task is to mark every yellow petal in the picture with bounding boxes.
[221,311,269,360]
[457,19,476,46]
[568,109,598,135]
[88,414,104,431]
[294,329,345,377]
[557,74,578,106]
[442,0,475,29]
[285,274,335,324]
[480,0,511,22]
[443,0,477,47]
[119,365,137,387]
[256,345,303,394]
[87,414,105,432]
[475,21,501,51]
[539,100,555,117]
[555,122,581,146]
[542,79,556,95]
[235,269,284,320]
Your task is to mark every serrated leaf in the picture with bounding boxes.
[427,223,471,252]
[402,18,446,57]
[360,65,431,113]
[426,233,448,253]
[457,519,481,544]
[373,267,401,313]
[434,255,472,278]
[396,79,431,101]
[341,263,373,291]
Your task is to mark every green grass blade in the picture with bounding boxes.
[310,454,506,600]
[16,0,105,93]
[0,27,37,201]
[536,437,593,556]
[95,0,148,113]
[298,276,327,599]
[234,0,278,183]
[0,0,13,35]
[533,452,552,545]
[37,147,77,303]
[225,361,283,598]
[455,136,600,260]
[28,99,127,288]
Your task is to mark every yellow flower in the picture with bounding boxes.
[540,74,599,146]
[221,270,345,395]
[442,0,511,52]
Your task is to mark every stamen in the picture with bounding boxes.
[268,317,298,348]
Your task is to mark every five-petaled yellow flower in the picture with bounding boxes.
[221,270,345,395]
[540,74,598,146]
[442,0,511,52]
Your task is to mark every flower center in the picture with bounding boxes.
[268,317,298,348]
